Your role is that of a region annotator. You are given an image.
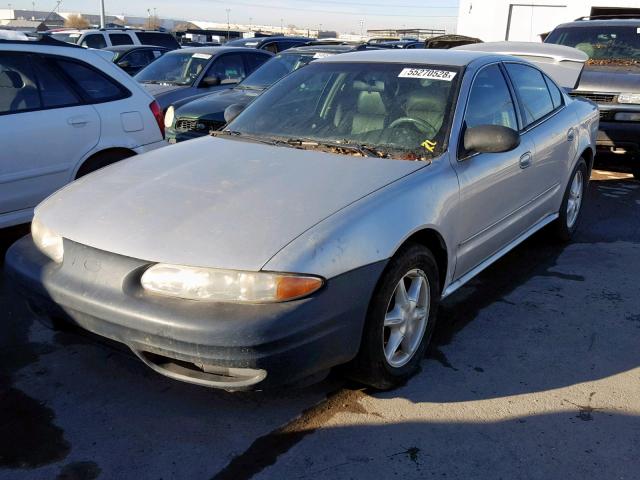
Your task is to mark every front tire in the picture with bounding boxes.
[348,244,440,390]
[552,158,587,242]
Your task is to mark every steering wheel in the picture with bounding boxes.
[389,117,438,137]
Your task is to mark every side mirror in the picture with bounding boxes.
[463,125,520,154]
[224,103,246,124]
[201,75,221,87]
[117,60,131,68]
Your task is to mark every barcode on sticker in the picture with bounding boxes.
[398,68,457,81]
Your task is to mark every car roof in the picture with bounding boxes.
[104,44,168,52]
[284,44,365,54]
[314,48,498,67]
[555,18,640,28]
[167,46,261,55]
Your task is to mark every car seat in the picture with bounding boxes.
[0,70,39,112]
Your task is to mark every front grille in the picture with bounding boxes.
[570,91,616,104]
[175,118,225,132]
[175,118,199,131]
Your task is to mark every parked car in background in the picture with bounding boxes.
[0,36,166,229]
[105,45,168,76]
[47,28,181,50]
[224,36,312,53]
[377,40,424,49]
[165,44,378,143]
[425,34,482,49]
[7,46,597,391]
[545,17,640,179]
[135,46,273,110]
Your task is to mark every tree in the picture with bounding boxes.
[64,14,89,29]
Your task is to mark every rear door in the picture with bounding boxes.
[0,51,100,217]
[452,63,535,277]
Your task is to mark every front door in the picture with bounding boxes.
[452,63,536,278]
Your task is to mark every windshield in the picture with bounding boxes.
[135,51,213,85]
[227,62,460,161]
[50,32,81,44]
[546,26,640,65]
[240,52,320,90]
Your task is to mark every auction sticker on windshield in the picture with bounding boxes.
[398,68,457,81]
[192,53,212,60]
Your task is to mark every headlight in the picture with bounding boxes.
[31,218,64,263]
[164,105,175,128]
[617,93,640,104]
[140,264,324,303]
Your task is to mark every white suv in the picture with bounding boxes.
[0,36,167,228]
[49,29,181,50]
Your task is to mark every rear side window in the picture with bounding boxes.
[81,34,107,49]
[134,32,180,50]
[206,54,247,83]
[32,58,81,108]
[244,53,271,73]
[465,64,518,130]
[0,53,40,113]
[544,74,563,109]
[109,33,134,46]
[505,63,554,127]
[55,59,128,102]
[122,49,155,68]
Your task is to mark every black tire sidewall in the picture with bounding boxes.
[354,243,440,389]
[556,158,588,241]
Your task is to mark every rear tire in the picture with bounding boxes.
[552,158,587,242]
[76,150,135,179]
[347,243,440,390]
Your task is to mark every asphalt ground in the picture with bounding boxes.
[0,157,638,480]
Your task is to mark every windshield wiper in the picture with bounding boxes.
[210,130,287,146]
[281,138,390,158]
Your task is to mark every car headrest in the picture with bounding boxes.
[0,70,23,88]
[353,79,385,93]
[574,42,594,58]
[406,92,446,113]
[356,91,386,115]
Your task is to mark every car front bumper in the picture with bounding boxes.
[596,113,640,157]
[165,127,209,144]
[5,236,385,390]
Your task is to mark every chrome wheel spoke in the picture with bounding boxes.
[395,279,410,310]
[385,329,404,359]
[384,306,405,327]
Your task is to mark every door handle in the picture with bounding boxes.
[567,128,575,142]
[519,152,532,169]
[67,116,89,127]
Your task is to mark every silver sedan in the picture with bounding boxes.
[6,46,598,391]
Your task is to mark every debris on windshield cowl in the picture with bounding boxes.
[587,58,640,67]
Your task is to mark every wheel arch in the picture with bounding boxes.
[74,147,137,179]
[393,227,449,294]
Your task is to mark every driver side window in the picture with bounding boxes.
[465,64,518,130]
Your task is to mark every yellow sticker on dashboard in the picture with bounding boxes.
[422,139,437,152]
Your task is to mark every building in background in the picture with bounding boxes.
[457,0,640,42]
[0,9,64,28]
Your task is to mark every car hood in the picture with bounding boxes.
[176,88,262,121]
[142,82,186,97]
[577,65,640,93]
[36,136,425,272]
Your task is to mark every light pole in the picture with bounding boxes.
[226,8,230,40]
[99,0,105,29]
[249,16,252,32]
[360,19,365,38]
[280,18,283,34]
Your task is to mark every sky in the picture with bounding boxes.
[9,0,460,34]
